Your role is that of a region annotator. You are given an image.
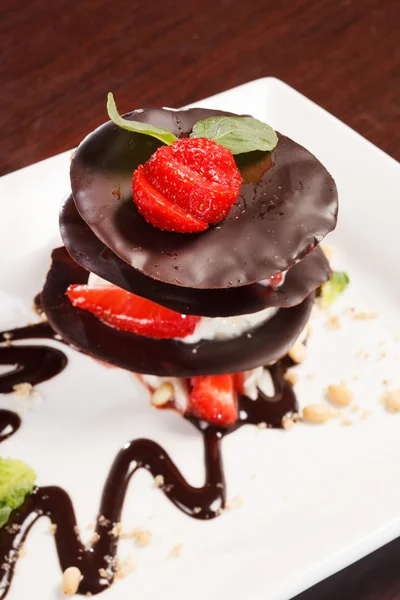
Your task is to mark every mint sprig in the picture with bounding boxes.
[107,93,177,145]
[320,271,350,308]
[0,458,36,527]
[190,116,278,154]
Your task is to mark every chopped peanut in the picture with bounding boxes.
[288,343,306,364]
[327,382,354,407]
[151,382,174,407]
[303,404,333,424]
[63,566,82,596]
[383,390,400,412]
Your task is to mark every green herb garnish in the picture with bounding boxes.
[320,271,350,308]
[0,458,36,528]
[190,116,278,154]
[107,93,178,145]
[107,94,278,154]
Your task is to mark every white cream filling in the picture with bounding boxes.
[179,307,278,344]
[87,272,278,344]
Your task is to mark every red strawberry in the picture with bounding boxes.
[188,374,238,426]
[234,372,246,395]
[269,272,283,288]
[67,284,200,339]
[132,138,242,233]
[133,167,208,233]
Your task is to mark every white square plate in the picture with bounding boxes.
[1,77,400,600]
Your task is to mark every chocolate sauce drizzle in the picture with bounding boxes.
[0,318,297,597]
[0,411,20,443]
[0,321,67,394]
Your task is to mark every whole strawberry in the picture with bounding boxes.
[132,138,242,233]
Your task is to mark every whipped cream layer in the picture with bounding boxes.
[87,272,278,344]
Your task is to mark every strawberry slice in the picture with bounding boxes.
[234,372,246,395]
[133,167,208,233]
[67,284,201,339]
[188,374,238,426]
[132,138,242,233]
[269,272,283,288]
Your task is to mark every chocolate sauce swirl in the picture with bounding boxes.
[0,411,20,443]
[0,322,68,394]
[0,429,224,596]
[0,314,297,597]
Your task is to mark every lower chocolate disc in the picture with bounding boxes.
[60,194,329,317]
[41,247,314,376]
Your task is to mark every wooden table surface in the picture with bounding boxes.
[1,0,399,598]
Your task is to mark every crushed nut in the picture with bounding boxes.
[225,496,244,509]
[303,404,333,424]
[123,527,152,547]
[168,543,183,558]
[257,422,267,429]
[352,311,379,320]
[18,545,27,558]
[383,390,400,412]
[49,524,57,535]
[292,412,300,422]
[351,404,361,413]
[288,343,306,364]
[216,482,224,489]
[326,314,342,330]
[284,371,298,386]
[98,568,111,582]
[154,474,164,488]
[89,532,100,546]
[110,522,122,538]
[12,382,33,399]
[63,566,82,596]
[341,417,353,426]
[98,515,110,527]
[193,507,201,514]
[281,416,294,430]
[327,382,354,407]
[361,409,372,420]
[115,555,136,580]
[151,382,174,407]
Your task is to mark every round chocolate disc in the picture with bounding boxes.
[60,194,330,317]
[41,247,314,376]
[71,107,337,290]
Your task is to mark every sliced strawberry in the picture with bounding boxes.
[269,272,283,288]
[132,138,242,233]
[67,284,201,338]
[234,372,246,395]
[188,374,238,426]
[133,167,208,233]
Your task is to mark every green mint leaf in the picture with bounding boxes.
[0,458,36,528]
[190,116,278,154]
[107,93,177,146]
[320,271,350,308]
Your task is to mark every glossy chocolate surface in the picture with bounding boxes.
[41,247,314,376]
[60,194,330,317]
[71,107,337,289]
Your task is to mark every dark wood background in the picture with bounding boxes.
[1,0,399,598]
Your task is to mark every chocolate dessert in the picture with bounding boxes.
[0,96,346,597]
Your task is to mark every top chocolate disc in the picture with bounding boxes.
[71,107,337,289]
